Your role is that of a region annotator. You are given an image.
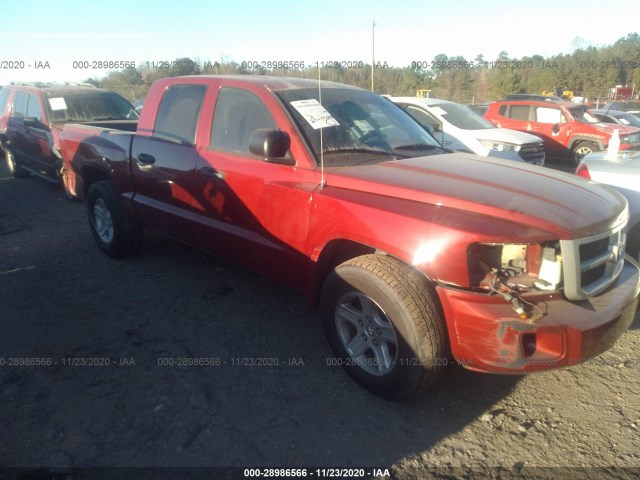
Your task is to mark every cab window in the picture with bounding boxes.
[210,87,277,154]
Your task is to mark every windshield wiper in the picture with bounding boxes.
[394,143,444,151]
[323,147,397,156]
[92,116,125,121]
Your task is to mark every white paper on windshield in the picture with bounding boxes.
[430,106,447,116]
[290,99,339,129]
[48,97,67,111]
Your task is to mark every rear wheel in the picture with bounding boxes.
[5,146,29,178]
[321,254,449,401]
[86,180,142,258]
[572,141,599,164]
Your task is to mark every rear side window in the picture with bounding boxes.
[26,94,43,122]
[154,84,206,145]
[507,105,530,121]
[0,89,11,115]
[210,87,277,154]
[13,92,29,117]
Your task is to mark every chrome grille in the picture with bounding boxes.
[518,143,545,163]
[559,207,629,301]
[621,132,640,144]
[579,237,609,261]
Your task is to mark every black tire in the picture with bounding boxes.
[321,254,449,401]
[86,180,142,258]
[572,141,600,164]
[5,146,29,178]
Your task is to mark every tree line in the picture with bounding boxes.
[87,33,640,105]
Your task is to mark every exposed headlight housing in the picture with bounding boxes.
[479,140,521,152]
[468,241,563,292]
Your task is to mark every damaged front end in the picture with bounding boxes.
[435,208,639,373]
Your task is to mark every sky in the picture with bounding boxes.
[0,0,639,85]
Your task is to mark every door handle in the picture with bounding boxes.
[201,166,225,180]
[137,153,156,164]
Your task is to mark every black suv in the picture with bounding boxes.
[1,82,138,198]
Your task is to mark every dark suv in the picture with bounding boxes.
[1,82,138,198]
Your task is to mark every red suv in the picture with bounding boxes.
[483,100,640,163]
[1,82,138,198]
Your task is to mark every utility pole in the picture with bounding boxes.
[371,19,376,92]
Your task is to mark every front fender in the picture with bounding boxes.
[305,186,557,291]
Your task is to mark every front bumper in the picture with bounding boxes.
[436,258,639,373]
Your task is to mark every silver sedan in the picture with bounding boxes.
[576,149,640,261]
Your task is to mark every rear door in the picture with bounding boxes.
[130,83,206,243]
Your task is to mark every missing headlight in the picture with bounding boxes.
[468,242,562,292]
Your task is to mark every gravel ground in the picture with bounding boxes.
[0,159,638,480]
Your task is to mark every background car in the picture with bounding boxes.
[467,103,490,117]
[603,101,640,118]
[484,99,640,163]
[590,109,640,128]
[3,82,138,198]
[576,148,640,261]
[390,97,545,164]
[505,93,563,102]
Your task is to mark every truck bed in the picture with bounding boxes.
[59,122,137,200]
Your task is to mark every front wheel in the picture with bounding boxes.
[321,254,449,401]
[572,141,599,164]
[86,180,142,258]
[5,146,29,178]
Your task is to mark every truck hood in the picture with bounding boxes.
[325,153,627,239]
[470,127,542,145]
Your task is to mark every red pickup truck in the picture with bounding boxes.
[59,75,640,400]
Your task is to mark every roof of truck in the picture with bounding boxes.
[157,75,363,92]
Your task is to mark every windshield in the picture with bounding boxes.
[430,102,495,130]
[570,107,599,124]
[275,87,444,166]
[613,112,640,128]
[45,91,139,122]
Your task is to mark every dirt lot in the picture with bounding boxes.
[0,159,639,480]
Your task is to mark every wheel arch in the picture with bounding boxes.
[309,238,434,308]
[568,137,605,151]
[79,165,112,201]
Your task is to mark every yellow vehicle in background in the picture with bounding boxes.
[541,87,576,100]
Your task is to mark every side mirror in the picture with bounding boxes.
[433,122,443,133]
[249,129,294,165]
